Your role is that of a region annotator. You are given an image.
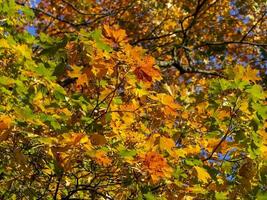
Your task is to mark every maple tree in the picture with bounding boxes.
[0,0,267,199]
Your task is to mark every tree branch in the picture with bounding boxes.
[15,1,109,27]
[62,186,113,200]
[61,0,104,16]
[53,174,63,200]
[195,41,267,49]
[157,60,224,77]
[131,29,182,45]
[240,10,266,42]
[203,96,239,161]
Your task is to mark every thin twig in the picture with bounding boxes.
[203,96,240,161]
[195,41,267,49]
[240,11,266,42]
[61,0,104,16]
[53,174,63,200]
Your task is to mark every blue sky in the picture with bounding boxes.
[26,0,40,35]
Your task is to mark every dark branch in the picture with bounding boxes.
[240,10,266,42]
[15,1,109,27]
[195,41,267,49]
[203,96,239,161]
[61,0,104,16]
[131,29,182,45]
[58,77,78,87]
[54,174,63,200]
[157,60,224,77]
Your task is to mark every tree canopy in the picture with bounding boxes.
[0,0,267,199]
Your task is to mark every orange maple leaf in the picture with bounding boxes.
[139,151,173,183]
[103,24,128,44]
[0,115,12,130]
[94,151,112,167]
[134,56,161,82]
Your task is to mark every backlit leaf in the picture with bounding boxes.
[194,166,211,183]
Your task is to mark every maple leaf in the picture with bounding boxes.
[243,66,261,83]
[0,115,12,130]
[215,109,229,120]
[67,66,89,87]
[0,38,10,48]
[51,146,72,170]
[232,65,261,84]
[68,65,82,78]
[231,65,244,81]
[76,73,89,87]
[150,93,181,116]
[134,67,153,82]
[194,166,211,183]
[159,136,175,155]
[1,0,267,198]
[103,24,128,44]
[156,93,181,109]
[139,151,173,183]
[15,44,32,59]
[94,151,112,167]
[62,133,85,146]
[183,145,201,155]
[134,56,162,82]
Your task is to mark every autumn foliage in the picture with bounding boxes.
[0,0,267,199]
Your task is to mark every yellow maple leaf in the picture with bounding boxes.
[76,73,88,87]
[194,166,211,183]
[232,65,261,83]
[15,44,32,59]
[63,133,85,146]
[260,145,267,160]
[60,108,72,117]
[232,65,244,80]
[216,109,229,120]
[242,66,261,83]
[32,91,45,111]
[68,65,82,78]
[51,147,72,170]
[159,136,175,154]
[145,134,160,151]
[0,38,10,48]
[156,93,181,110]
[183,145,201,155]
